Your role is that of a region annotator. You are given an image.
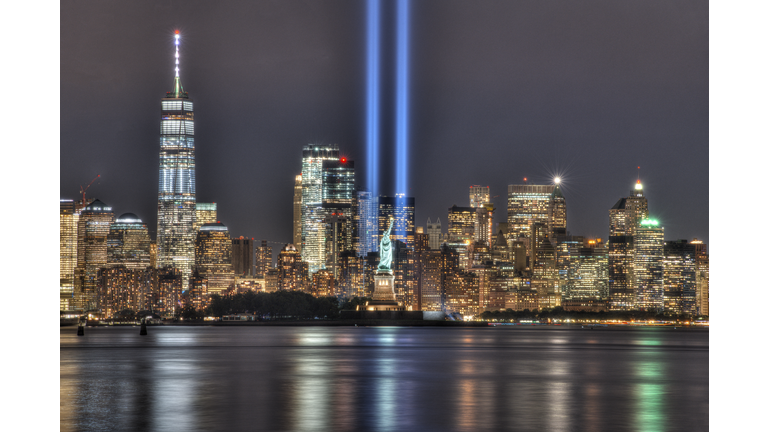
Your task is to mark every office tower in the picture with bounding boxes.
[609,198,628,236]
[491,229,510,263]
[469,185,490,208]
[426,217,442,250]
[157,33,196,290]
[265,268,280,292]
[691,239,709,316]
[411,228,430,310]
[554,234,584,280]
[419,250,444,311]
[634,219,664,311]
[324,213,352,280]
[564,246,609,301]
[608,235,635,310]
[548,184,567,239]
[448,205,475,242]
[277,244,303,291]
[625,180,649,237]
[445,270,479,317]
[391,240,416,307]
[530,222,559,308]
[663,240,697,315]
[75,199,115,311]
[474,203,495,247]
[231,237,254,276]
[312,270,335,297]
[355,190,378,256]
[293,175,302,253]
[301,144,340,274]
[337,251,365,298]
[377,195,415,249]
[194,203,217,232]
[156,266,183,316]
[322,158,356,275]
[60,200,78,311]
[107,213,151,269]
[507,184,555,248]
[195,222,234,295]
[255,240,272,278]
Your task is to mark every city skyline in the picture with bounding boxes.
[60,0,708,247]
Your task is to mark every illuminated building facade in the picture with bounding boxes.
[107,213,151,270]
[564,246,609,301]
[426,217,442,250]
[634,219,664,311]
[301,144,340,274]
[231,237,253,276]
[692,240,709,316]
[255,240,272,278]
[157,32,196,290]
[60,200,78,311]
[75,199,115,310]
[293,175,302,253]
[663,240,697,315]
[609,198,628,236]
[474,203,495,247]
[324,213,352,280]
[189,269,208,310]
[548,184,567,239]
[156,266,183,316]
[377,195,415,249]
[469,185,490,208]
[355,190,378,256]
[448,205,475,242]
[507,184,555,247]
[98,267,153,318]
[608,235,635,310]
[277,244,303,291]
[625,181,649,238]
[195,222,234,295]
[337,251,365,298]
[530,222,559,308]
[194,203,217,232]
[312,270,335,297]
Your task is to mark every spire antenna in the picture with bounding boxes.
[174,30,180,78]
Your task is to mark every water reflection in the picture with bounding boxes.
[61,326,707,432]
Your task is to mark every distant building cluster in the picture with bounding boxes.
[60,50,709,319]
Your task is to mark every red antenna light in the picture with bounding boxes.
[523,177,527,182]
[340,157,347,163]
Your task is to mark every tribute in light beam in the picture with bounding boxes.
[395,0,410,197]
[366,0,381,196]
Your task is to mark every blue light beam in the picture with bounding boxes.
[366,0,381,196]
[395,0,410,196]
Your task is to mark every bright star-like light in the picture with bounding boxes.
[554,177,561,184]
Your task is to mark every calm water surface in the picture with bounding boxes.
[60,325,708,432]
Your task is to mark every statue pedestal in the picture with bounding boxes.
[366,270,404,311]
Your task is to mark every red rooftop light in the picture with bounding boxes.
[340,157,347,163]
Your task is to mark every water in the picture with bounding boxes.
[60,325,708,432]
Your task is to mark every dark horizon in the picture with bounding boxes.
[60,0,708,245]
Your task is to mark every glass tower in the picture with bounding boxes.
[60,199,78,311]
[301,144,340,274]
[157,31,196,290]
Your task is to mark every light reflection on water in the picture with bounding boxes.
[61,326,708,432]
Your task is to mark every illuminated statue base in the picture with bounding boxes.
[366,270,404,311]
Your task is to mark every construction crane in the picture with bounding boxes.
[79,175,101,208]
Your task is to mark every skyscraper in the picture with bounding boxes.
[194,222,234,295]
[255,240,273,278]
[60,200,78,311]
[107,213,151,269]
[634,219,664,311]
[355,190,378,256]
[157,31,196,290]
[75,199,115,310]
[301,144,340,274]
[194,203,217,232]
[625,180,649,238]
[277,244,303,291]
[507,184,555,248]
[469,185,490,208]
[293,175,302,253]
[663,240,697,315]
[447,205,476,242]
[322,158,356,275]
[608,235,635,310]
[548,184,567,239]
[426,217,442,250]
[564,246,609,301]
[474,203,495,247]
[231,237,254,276]
[691,239,709,316]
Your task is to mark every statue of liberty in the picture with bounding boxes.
[378,217,394,271]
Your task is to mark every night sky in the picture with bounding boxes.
[60,0,708,245]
